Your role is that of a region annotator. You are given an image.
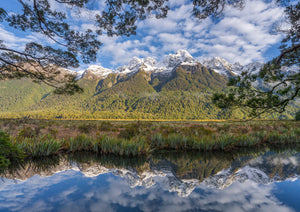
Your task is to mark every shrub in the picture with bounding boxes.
[18,127,39,138]
[0,131,24,168]
[296,110,300,121]
[78,124,96,134]
[119,124,139,139]
[99,121,113,131]
[48,128,59,138]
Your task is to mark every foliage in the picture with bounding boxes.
[119,123,140,139]
[212,1,299,118]
[18,127,40,138]
[0,131,24,168]
[296,110,300,121]
[0,0,170,92]
[1,67,298,120]
[0,0,297,119]
[15,137,61,157]
[99,121,113,131]
[0,120,299,159]
[77,123,97,134]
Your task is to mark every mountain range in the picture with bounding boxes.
[2,150,299,197]
[77,50,262,80]
[0,50,298,119]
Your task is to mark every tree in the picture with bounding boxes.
[0,0,169,94]
[0,0,298,116]
[0,0,250,94]
[212,1,299,118]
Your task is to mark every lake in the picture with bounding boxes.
[0,147,300,212]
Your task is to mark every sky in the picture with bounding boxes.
[0,0,288,70]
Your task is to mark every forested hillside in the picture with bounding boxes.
[0,64,298,120]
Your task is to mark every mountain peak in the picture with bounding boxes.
[81,65,113,79]
[75,50,294,80]
[201,57,234,77]
[162,49,196,67]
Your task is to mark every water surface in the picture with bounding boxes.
[1,148,300,212]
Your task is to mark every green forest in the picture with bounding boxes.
[0,64,298,120]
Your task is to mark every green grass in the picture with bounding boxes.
[149,130,300,151]
[11,134,150,157]
[1,119,299,159]
[13,137,61,157]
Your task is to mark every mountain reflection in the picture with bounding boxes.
[1,148,299,197]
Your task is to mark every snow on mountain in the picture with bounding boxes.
[201,57,238,77]
[76,50,199,79]
[115,56,157,75]
[281,65,300,75]
[79,65,114,80]
[160,50,197,69]
[146,49,197,76]
[201,57,266,77]
[75,70,85,80]
[4,154,299,198]
[75,50,297,80]
[203,166,271,190]
[236,61,264,75]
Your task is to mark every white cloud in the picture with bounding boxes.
[1,0,287,67]
[0,25,40,50]
[0,170,296,212]
[96,0,285,66]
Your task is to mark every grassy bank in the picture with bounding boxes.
[0,119,299,164]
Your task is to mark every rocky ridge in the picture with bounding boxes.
[75,50,283,81]
[49,50,299,82]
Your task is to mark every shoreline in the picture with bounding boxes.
[0,119,299,168]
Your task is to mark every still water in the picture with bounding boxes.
[0,147,300,212]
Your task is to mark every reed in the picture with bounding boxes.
[14,137,60,157]
[94,136,149,156]
[150,133,166,147]
[64,134,93,152]
[266,130,299,144]
[2,119,298,159]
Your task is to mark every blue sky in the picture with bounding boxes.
[0,0,288,70]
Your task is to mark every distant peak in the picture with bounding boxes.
[162,49,196,68]
[176,49,193,57]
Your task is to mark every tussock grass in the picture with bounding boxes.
[11,134,150,157]
[93,136,149,156]
[149,130,299,151]
[13,137,61,157]
[1,119,299,158]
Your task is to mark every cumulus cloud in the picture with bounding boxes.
[97,0,285,67]
[1,0,286,68]
[0,26,39,50]
[0,171,296,212]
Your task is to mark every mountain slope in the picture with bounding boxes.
[158,64,227,92]
[0,79,53,112]
[0,50,298,120]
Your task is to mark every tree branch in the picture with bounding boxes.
[276,43,300,65]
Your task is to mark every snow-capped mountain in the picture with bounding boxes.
[115,56,157,75]
[201,57,265,77]
[76,50,297,81]
[2,152,299,198]
[201,57,241,77]
[77,50,199,79]
[80,65,114,80]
